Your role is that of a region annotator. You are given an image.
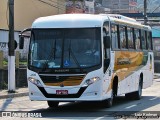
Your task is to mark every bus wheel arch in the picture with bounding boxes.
[140,73,143,88]
[125,73,143,100]
[134,73,143,100]
[102,76,118,108]
[113,76,118,97]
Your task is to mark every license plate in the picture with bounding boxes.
[56,90,68,95]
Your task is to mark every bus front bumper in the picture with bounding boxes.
[28,81,104,101]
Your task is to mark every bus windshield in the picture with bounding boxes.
[29,28,101,70]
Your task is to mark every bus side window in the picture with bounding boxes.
[103,21,110,61]
[127,27,134,49]
[111,24,118,49]
[134,29,141,50]
[145,31,149,50]
[150,32,153,50]
[103,28,110,72]
[119,25,127,49]
[147,31,152,50]
[141,30,147,50]
[103,28,110,59]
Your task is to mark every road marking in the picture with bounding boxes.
[59,102,69,105]
[125,104,137,109]
[149,97,158,100]
[94,115,109,120]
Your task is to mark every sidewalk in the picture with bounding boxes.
[0,88,29,99]
[154,73,160,79]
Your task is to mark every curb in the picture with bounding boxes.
[0,92,29,99]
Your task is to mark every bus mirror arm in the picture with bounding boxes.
[103,36,110,48]
[19,36,24,49]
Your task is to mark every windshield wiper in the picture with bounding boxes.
[68,39,83,72]
[42,39,57,71]
[53,39,57,60]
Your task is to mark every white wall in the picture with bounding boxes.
[0,30,29,59]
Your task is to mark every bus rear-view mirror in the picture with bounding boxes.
[19,28,31,49]
[104,36,110,48]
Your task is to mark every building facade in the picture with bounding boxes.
[152,27,160,73]
[152,28,160,60]
[0,0,66,31]
[66,0,85,13]
[102,0,137,13]
[85,0,95,14]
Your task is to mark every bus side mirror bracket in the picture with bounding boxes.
[19,36,24,49]
[103,36,110,48]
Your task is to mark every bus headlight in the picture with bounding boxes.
[82,77,100,87]
[28,77,43,87]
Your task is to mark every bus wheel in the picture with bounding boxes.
[47,101,59,108]
[133,77,143,100]
[125,92,132,100]
[103,90,113,108]
[125,77,142,100]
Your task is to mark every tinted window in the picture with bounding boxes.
[120,26,127,49]
[111,24,118,49]
[29,28,101,69]
[147,31,152,50]
[134,29,141,49]
[127,27,134,49]
[141,30,147,50]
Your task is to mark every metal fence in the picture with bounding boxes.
[0,50,28,90]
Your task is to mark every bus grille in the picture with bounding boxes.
[39,75,85,86]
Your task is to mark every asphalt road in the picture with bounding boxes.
[0,78,160,120]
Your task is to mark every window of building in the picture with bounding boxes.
[154,40,160,44]
[155,46,160,51]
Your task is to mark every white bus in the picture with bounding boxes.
[19,14,154,108]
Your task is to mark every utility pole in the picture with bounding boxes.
[57,0,59,14]
[8,0,15,92]
[144,0,148,25]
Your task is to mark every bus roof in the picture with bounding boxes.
[32,14,109,28]
[109,16,151,30]
[32,14,151,30]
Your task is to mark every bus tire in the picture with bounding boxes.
[125,92,133,100]
[102,90,113,108]
[103,78,118,108]
[47,101,59,108]
[125,77,142,100]
[133,77,143,100]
